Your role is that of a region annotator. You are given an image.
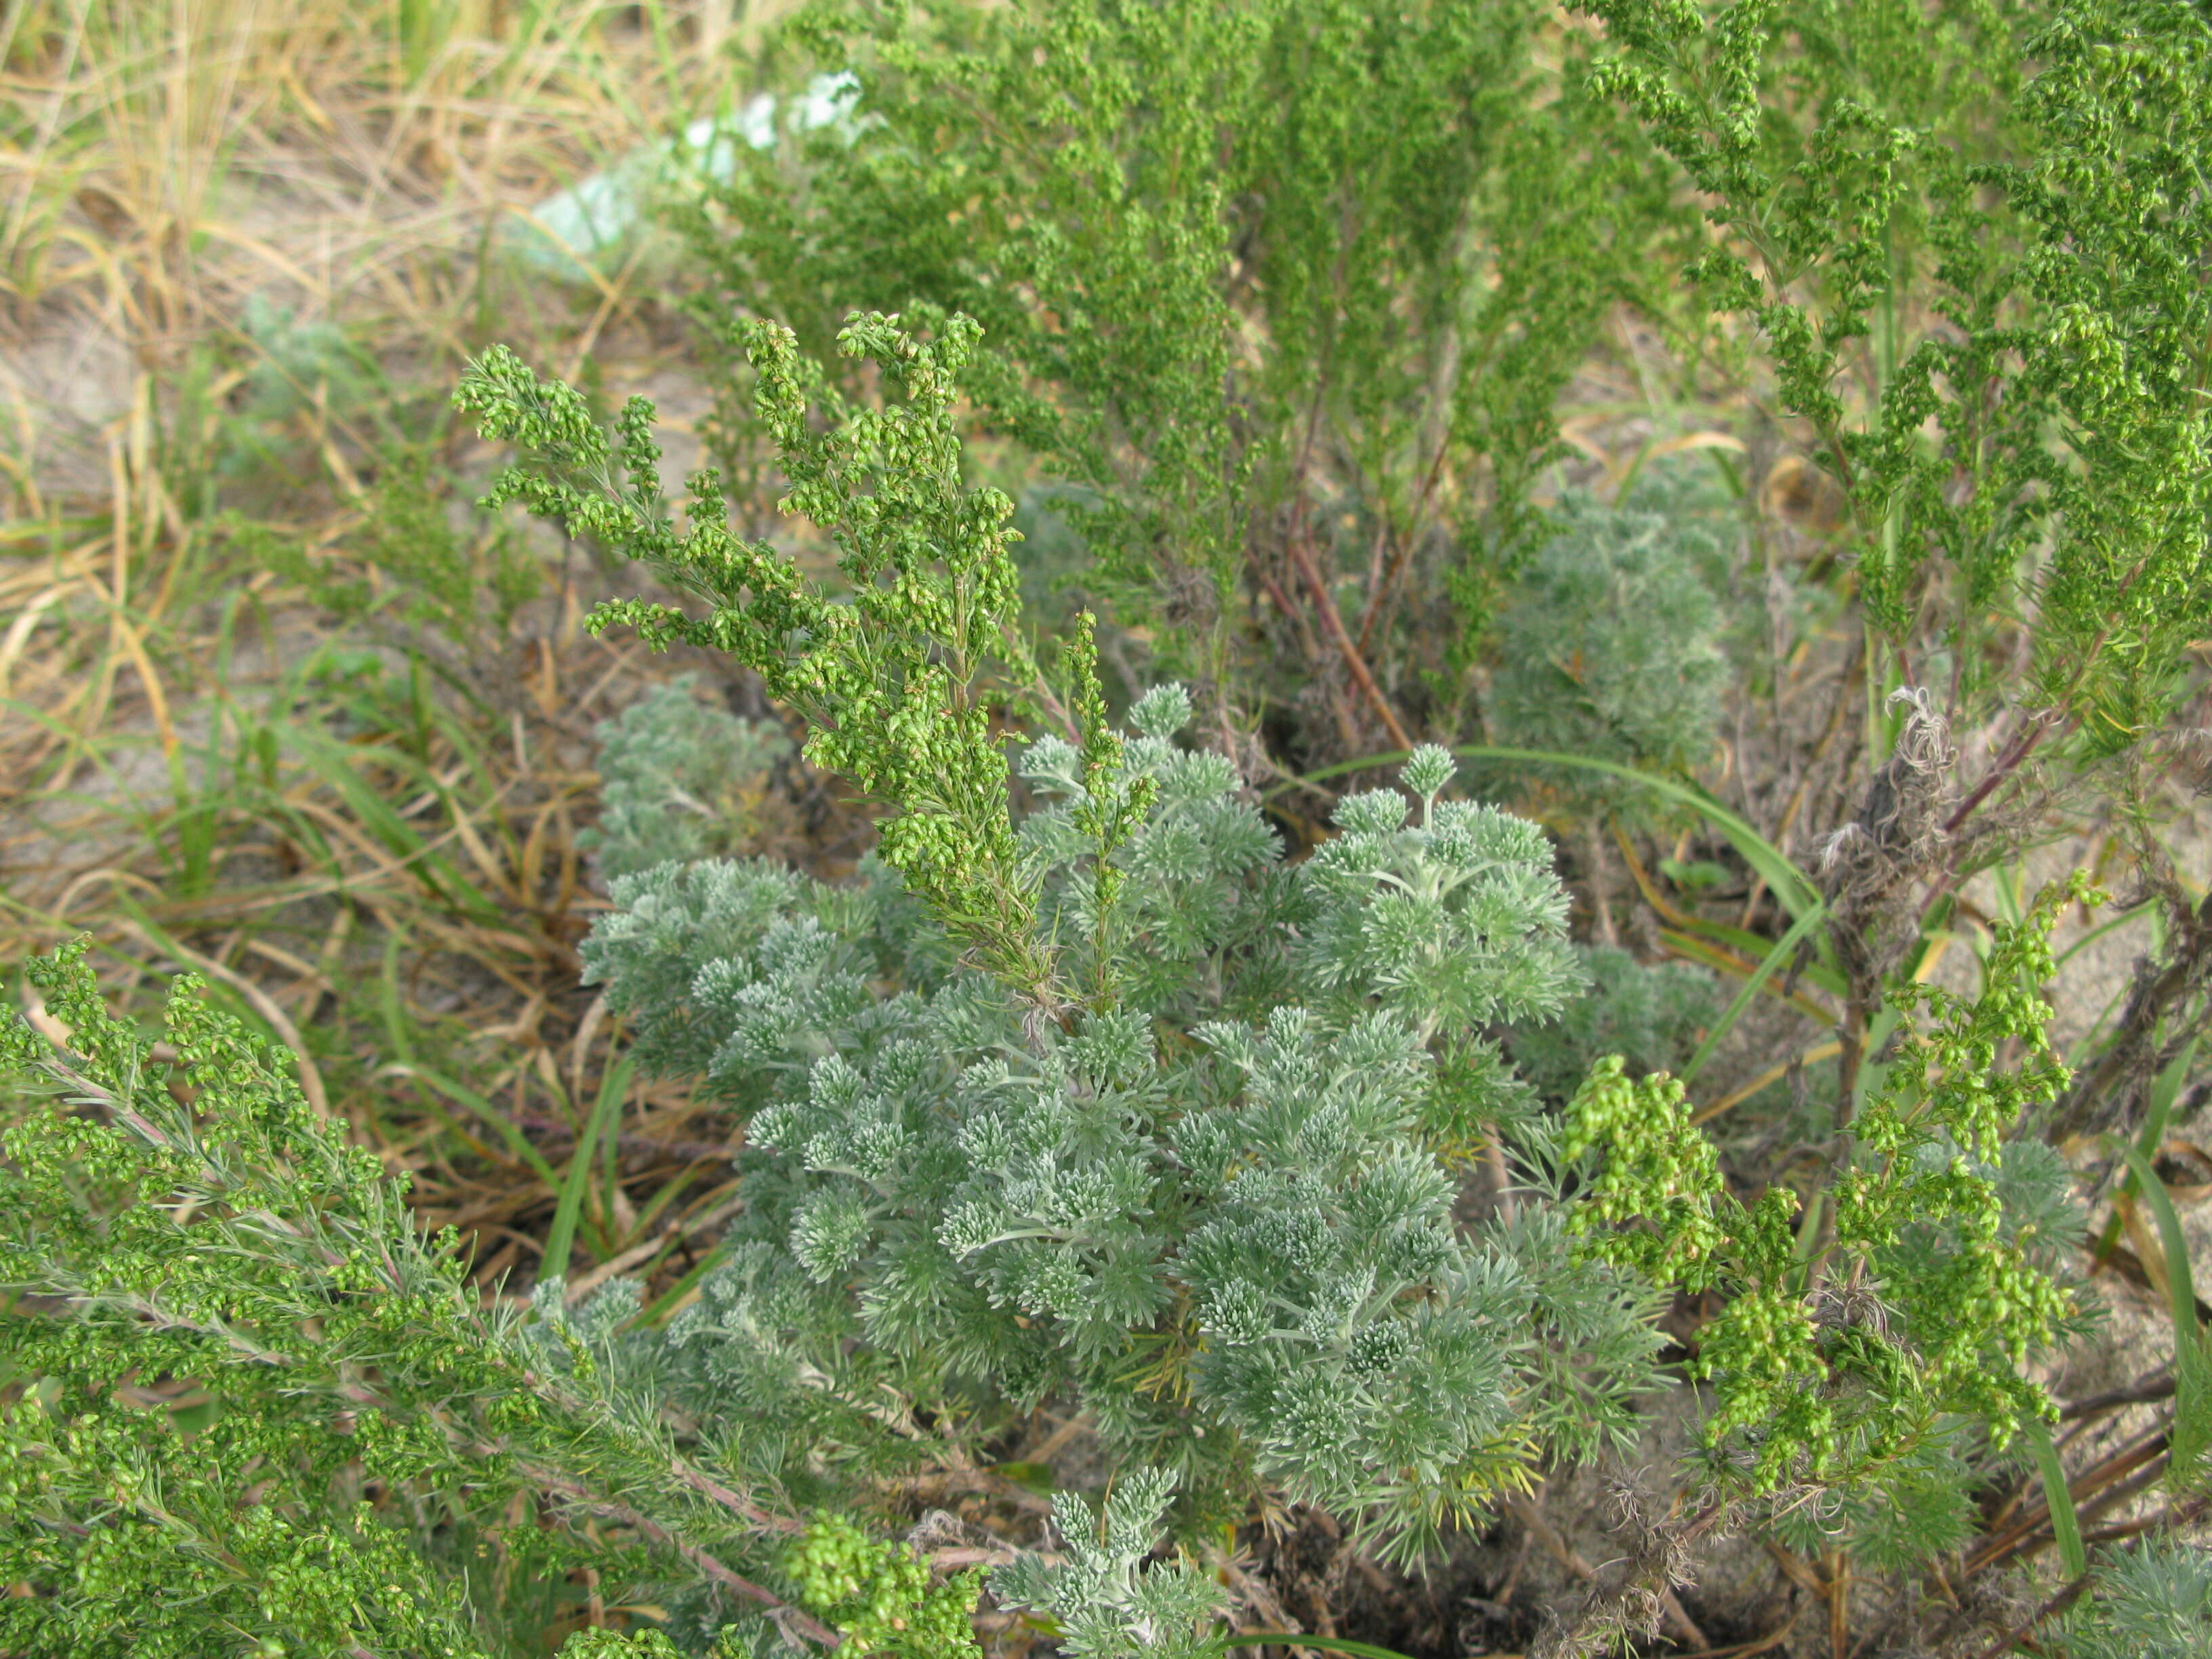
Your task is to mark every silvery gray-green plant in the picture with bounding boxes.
[583,674,794,882]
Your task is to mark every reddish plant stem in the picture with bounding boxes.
[1286,526,1412,754]
[1941,708,2065,838]
[1354,435,1455,661]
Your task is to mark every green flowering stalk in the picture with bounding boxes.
[456,313,1073,1011]
[1559,1059,1731,1288]
[1565,879,2091,1502]
[1574,0,2212,751]
[682,0,1687,748]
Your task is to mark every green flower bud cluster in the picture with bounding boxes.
[1563,880,2092,1499]
[0,943,514,1657]
[457,312,1061,1002]
[1561,1057,1729,1288]
[785,1514,982,1659]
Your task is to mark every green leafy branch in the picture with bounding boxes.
[456,312,1143,1019]
[1565,878,2092,1496]
[0,939,834,1658]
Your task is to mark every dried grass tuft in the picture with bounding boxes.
[0,0,836,1304]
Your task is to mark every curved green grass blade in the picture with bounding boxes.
[1679,900,1828,1084]
[399,1063,560,1187]
[541,1052,636,1293]
[2121,1138,2207,1326]
[1454,746,1821,919]
[2114,1141,2212,1484]
[1661,912,1847,1000]
[2022,1417,2087,1580]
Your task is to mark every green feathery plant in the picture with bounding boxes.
[0,303,1655,1652]
[15,3,2212,1629]
[0,940,855,1658]
[676,0,1688,756]
[1484,486,1729,813]
[455,316,1051,996]
[2057,1536,2212,1657]
[1565,877,2093,1534]
[4,264,2200,1650]
[989,1468,1228,1658]
[454,299,2198,1640]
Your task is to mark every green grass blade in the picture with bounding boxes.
[1679,900,1828,1084]
[1662,914,1846,1000]
[402,1064,559,1187]
[1656,930,1838,1025]
[2023,1417,2087,1580]
[377,931,415,1065]
[541,1052,636,1292]
[274,719,508,924]
[1453,745,1822,920]
[2095,1042,2202,1258]
[2115,1140,2212,1483]
[2146,1040,2199,1148]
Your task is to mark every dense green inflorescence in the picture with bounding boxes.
[1565,879,2093,1525]
[675,0,1687,733]
[784,1514,984,1658]
[1572,0,2212,751]
[0,942,514,1658]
